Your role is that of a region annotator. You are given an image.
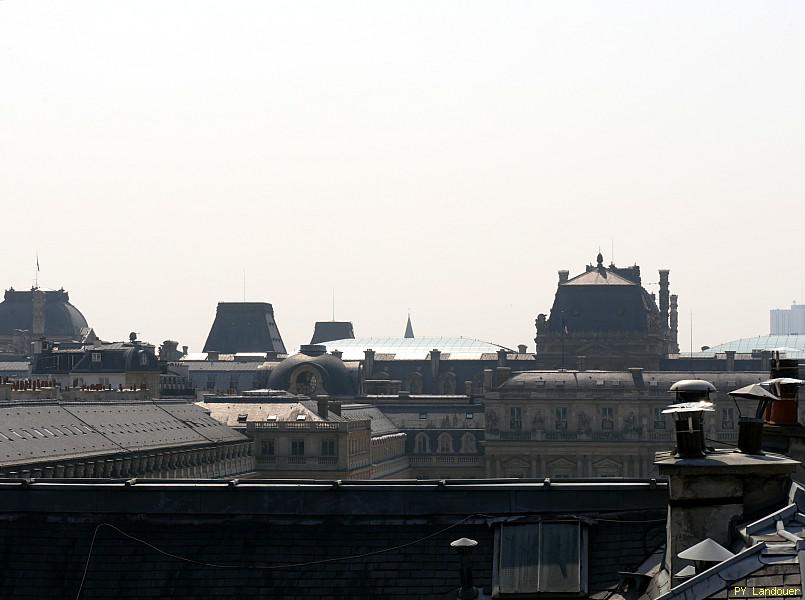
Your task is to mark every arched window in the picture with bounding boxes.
[414,433,430,454]
[437,433,453,454]
[459,433,476,454]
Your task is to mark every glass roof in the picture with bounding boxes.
[704,334,805,358]
[307,336,511,361]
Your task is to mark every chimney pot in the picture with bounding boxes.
[450,538,479,600]
[517,344,527,354]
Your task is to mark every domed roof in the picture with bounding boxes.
[0,288,89,338]
[267,345,356,396]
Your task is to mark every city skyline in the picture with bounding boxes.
[3,1,804,352]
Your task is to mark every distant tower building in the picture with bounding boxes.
[404,314,415,339]
[203,302,287,355]
[770,303,805,335]
[310,321,355,344]
[534,253,679,370]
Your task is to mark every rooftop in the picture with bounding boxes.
[313,336,513,361]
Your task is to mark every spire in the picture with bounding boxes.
[404,314,415,338]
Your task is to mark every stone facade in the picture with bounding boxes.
[484,369,768,479]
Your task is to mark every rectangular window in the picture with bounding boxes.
[509,407,523,431]
[653,408,666,430]
[261,440,275,456]
[91,352,102,363]
[601,407,614,430]
[206,375,216,390]
[555,407,568,431]
[321,439,337,457]
[495,521,586,596]
[291,440,305,457]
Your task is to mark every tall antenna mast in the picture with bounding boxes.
[35,251,40,288]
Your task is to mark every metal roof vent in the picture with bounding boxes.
[450,537,479,600]
[677,538,734,574]
[664,380,716,458]
[728,383,783,454]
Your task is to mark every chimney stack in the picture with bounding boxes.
[669,294,679,349]
[497,349,507,367]
[316,396,329,419]
[517,344,527,354]
[658,270,670,327]
[431,349,441,379]
[725,350,736,372]
[558,270,570,284]
[364,349,375,379]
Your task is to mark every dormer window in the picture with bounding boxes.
[140,352,149,367]
[494,521,587,596]
[91,352,102,363]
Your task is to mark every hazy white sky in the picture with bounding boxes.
[1,1,803,353]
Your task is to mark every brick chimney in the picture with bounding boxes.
[558,270,570,284]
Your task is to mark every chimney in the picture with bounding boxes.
[669,294,679,349]
[181,345,188,356]
[431,349,441,379]
[765,356,800,425]
[576,355,586,371]
[657,378,799,577]
[725,350,736,372]
[658,270,670,327]
[331,349,343,359]
[628,367,644,388]
[558,270,570,284]
[364,349,375,379]
[483,369,493,392]
[517,344,527,354]
[207,351,219,361]
[316,396,329,419]
[495,367,512,387]
[450,538,479,600]
[657,446,798,578]
[496,349,507,367]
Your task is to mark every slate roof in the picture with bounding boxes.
[198,400,347,427]
[341,404,400,436]
[651,484,805,599]
[0,479,668,599]
[0,401,246,469]
[310,321,355,344]
[203,302,287,354]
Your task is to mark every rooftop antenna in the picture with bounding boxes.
[34,251,40,288]
[611,239,614,265]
